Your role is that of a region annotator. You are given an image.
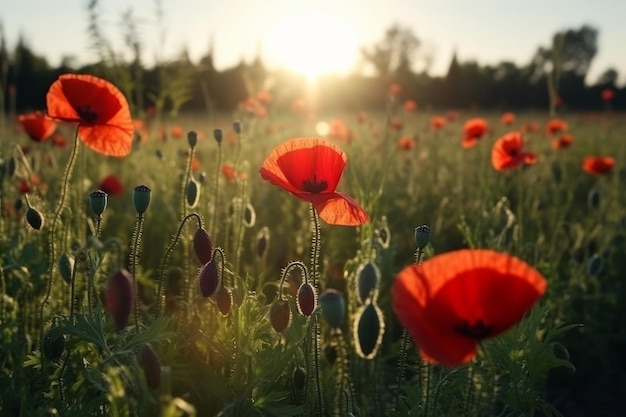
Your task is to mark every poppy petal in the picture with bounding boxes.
[78,124,133,157]
[313,193,369,226]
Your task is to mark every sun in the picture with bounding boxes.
[264,10,358,81]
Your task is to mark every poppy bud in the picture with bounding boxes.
[198,257,220,298]
[89,190,108,216]
[243,203,256,228]
[376,224,391,248]
[132,185,151,215]
[256,227,270,258]
[269,299,292,333]
[296,282,316,316]
[292,367,306,391]
[213,128,223,144]
[187,131,198,149]
[354,301,385,359]
[414,224,431,250]
[26,207,44,230]
[104,269,134,330]
[193,228,213,265]
[166,266,184,297]
[587,253,603,276]
[42,328,65,361]
[185,179,200,208]
[233,121,243,134]
[214,285,233,316]
[355,261,380,304]
[139,343,161,389]
[58,253,75,284]
[319,289,345,328]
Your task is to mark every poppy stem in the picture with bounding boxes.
[212,140,222,237]
[278,261,308,301]
[309,205,321,286]
[39,127,80,347]
[130,213,145,333]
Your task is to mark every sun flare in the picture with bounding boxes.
[264,10,358,81]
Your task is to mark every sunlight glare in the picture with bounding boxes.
[264,10,358,81]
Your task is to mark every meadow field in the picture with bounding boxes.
[0,77,624,417]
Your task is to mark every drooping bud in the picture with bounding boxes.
[26,207,44,230]
[319,289,345,328]
[104,269,134,330]
[193,228,213,264]
[269,299,292,333]
[42,328,65,361]
[89,190,108,217]
[58,253,75,284]
[132,185,152,215]
[198,257,220,298]
[187,131,198,149]
[354,301,385,360]
[214,285,233,316]
[296,282,316,316]
[414,224,431,250]
[213,129,223,144]
[256,226,270,258]
[233,121,243,134]
[355,261,380,304]
[292,367,306,391]
[185,179,200,208]
[139,343,161,389]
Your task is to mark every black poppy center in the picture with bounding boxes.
[76,105,99,123]
[302,174,328,193]
[455,319,494,340]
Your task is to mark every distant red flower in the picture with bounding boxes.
[390,118,403,132]
[521,122,539,134]
[291,98,306,114]
[397,136,416,150]
[328,119,353,142]
[491,132,537,171]
[51,134,69,149]
[256,90,272,104]
[431,116,446,130]
[191,156,201,171]
[221,163,236,181]
[18,111,57,142]
[99,174,124,196]
[403,100,418,111]
[551,134,573,150]
[171,125,184,139]
[462,118,488,148]
[259,138,369,226]
[46,73,133,157]
[582,156,615,175]
[554,96,563,107]
[446,111,458,122]
[388,83,402,97]
[392,249,547,367]
[19,174,44,194]
[500,112,515,126]
[546,119,568,135]
[145,106,157,117]
[601,88,615,102]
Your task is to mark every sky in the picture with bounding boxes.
[2,0,625,85]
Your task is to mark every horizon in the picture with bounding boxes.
[2,0,626,85]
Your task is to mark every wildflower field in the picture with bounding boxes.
[0,73,625,417]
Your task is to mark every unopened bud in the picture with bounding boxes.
[187,131,198,149]
[132,185,152,215]
[414,224,431,250]
[213,129,223,144]
[89,190,108,216]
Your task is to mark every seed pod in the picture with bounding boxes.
[213,128,223,144]
[132,185,152,215]
[256,227,270,258]
[26,207,44,230]
[354,301,385,359]
[42,328,65,361]
[355,261,380,304]
[319,289,345,329]
[139,343,161,389]
[376,218,391,248]
[193,228,213,265]
[414,225,431,250]
[296,282,316,316]
[187,131,198,149]
[185,179,200,208]
[233,121,243,134]
[104,269,134,330]
[269,299,292,333]
[214,285,233,316]
[198,258,220,298]
[89,190,108,216]
[587,253,604,276]
[292,367,306,391]
[58,253,75,284]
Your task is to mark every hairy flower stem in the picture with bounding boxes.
[307,205,324,415]
[130,213,145,332]
[212,142,222,237]
[39,128,80,345]
[155,212,202,317]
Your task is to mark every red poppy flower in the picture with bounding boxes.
[462,118,488,148]
[546,119,568,136]
[388,83,402,97]
[403,100,418,111]
[46,73,133,157]
[171,125,184,139]
[259,138,369,226]
[431,116,446,130]
[51,134,69,149]
[500,112,515,126]
[99,174,125,196]
[392,249,547,367]
[221,163,237,181]
[582,156,615,175]
[491,132,537,171]
[328,119,353,142]
[18,111,57,142]
[397,136,416,150]
[551,134,573,150]
[390,119,403,132]
[256,90,272,104]
[446,111,458,122]
[291,98,306,114]
[601,88,614,102]
[19,174,44,194]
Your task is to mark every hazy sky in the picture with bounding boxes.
[2,0,625,84]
